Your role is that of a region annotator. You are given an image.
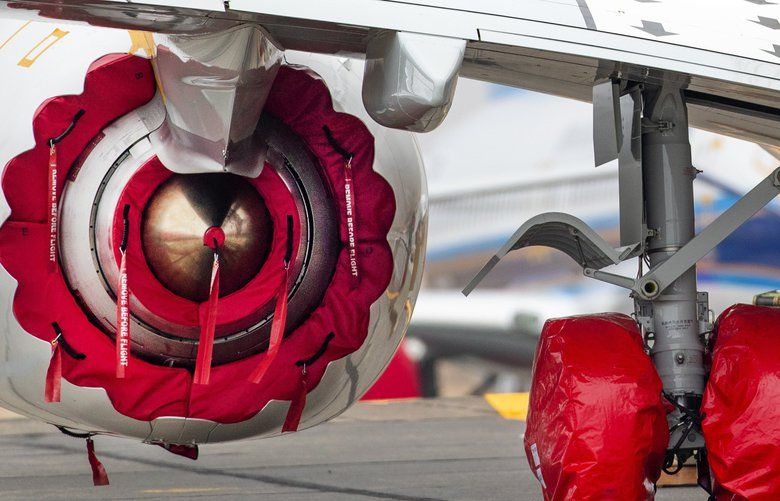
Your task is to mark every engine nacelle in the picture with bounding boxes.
[0,21,426,444]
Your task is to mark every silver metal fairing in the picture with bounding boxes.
[363,31,465,133]
[151,24,283,175]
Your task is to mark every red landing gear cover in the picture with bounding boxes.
[524,314,669,501]
[702,304,780,501]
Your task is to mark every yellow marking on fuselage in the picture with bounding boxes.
[484,392,529,421]
[128,30,166,102]
[128,30,155,58]
[17,28,68,68]
[0,21,31,51]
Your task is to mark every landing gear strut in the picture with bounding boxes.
[638,83,706,467]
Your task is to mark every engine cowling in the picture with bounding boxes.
[0,21,426,444]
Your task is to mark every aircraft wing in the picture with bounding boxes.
[2,0,779,147]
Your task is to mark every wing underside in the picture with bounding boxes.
[1,0,778,147]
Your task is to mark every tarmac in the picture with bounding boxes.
[0,396,704,500]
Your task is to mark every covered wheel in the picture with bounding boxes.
[524,314,670,500]
[702,304,780,500]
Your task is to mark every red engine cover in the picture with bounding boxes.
[702,304,780,501]
[524,314,669,501]
[0,54,396,425]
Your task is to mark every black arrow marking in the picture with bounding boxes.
[575,0,596,30]
[764,44,780,58]
[753,16,780,29]
[745,0,776,4]
[634,20,677,37]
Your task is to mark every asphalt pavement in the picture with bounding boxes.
[0,396,703,500]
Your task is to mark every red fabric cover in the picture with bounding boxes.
[155,442,198,460]
[193,252,219,385]
[46,145,59,273]
[0,55,189,418]
[702,304,780,501]
[361,342,421,401]
[249,266,289,384]
[86,437,109,486]
[524,314,669,501]
[115,249,129,378]
[0,56,396,424]
[282,367,308,433]
[111,159,300,329]
[45,341,62,403]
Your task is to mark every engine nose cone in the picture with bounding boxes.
[142,173,273,302]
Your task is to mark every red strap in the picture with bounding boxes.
[86,437,109,486]
[46,144,58,273]
[44,337,61,403]
[282,367,308,432]
[342,158,360,288]
[115,249,129,378]
[193,252,220,385]
[249,265,289,384]
[155,443,199,460]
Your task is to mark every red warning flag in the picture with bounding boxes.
[194,251,220,385]
[116,205,131,378]
[524,314,668,500]
[249,264,289,384]
[44,334,62,403]
[282,366,308,432]
[115,249,130,378]
[86,437,109,486]
[342,158,360,288]
[46,144,59,273]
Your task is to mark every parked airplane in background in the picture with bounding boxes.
[0,1,777,497]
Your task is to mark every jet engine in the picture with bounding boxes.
[0,21,426,445]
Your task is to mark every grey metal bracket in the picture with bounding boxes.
[462,212,638,296]
[634,291,712,339]
[593,80,623,168]
[617,86,645,249]
[593,79,646,254]
[637,166,780,299]
[583,267,635,289]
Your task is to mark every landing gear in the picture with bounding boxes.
[702,304,780,498]
[523,313,669,500]
[465,79,780,497]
